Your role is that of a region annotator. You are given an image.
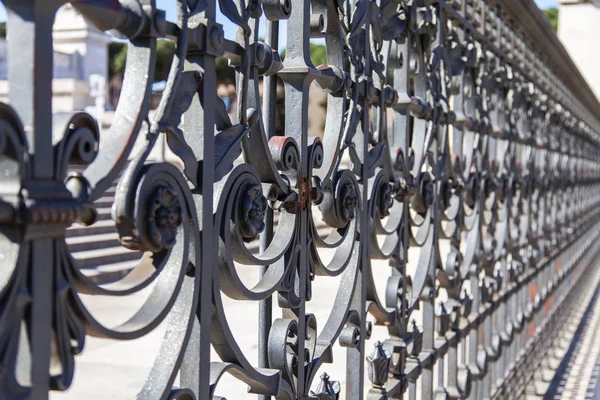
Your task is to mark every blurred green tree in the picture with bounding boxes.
[108,40,234,84]
[109,40,175,82]
[216,57,235,83]
[155,39,175,82]
[109,42,127,80]
[543,8,558,32]
[280,43,327,66]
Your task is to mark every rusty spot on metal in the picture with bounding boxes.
[298,178,312,212]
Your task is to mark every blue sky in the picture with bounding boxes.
[0,0,558,51]
[535,0,558,8]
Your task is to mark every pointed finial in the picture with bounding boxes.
[367,341,391,388]
[310,372,341,400]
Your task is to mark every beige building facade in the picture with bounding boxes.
[0,4,111,113]
[558,0,600,100]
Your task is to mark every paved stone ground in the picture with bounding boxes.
[542,282,600,400]
[51,247,397,399]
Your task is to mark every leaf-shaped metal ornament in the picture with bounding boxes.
[349,0,368,37]
[215,95,233,132]
[160,71,202,185]
[370,2,383,52]
[353,141,386,178]
[343,102,363,148]
[382,15,407,42]
[214,124,249,182]
[213,109,259,182]
[218,0,250,34]
[165,127,199,185]
[161,71,201,132]
[187,0,208,16]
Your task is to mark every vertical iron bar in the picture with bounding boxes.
[258,18,279,400]
[5,2,61,398]
[179,3,217,397]
[6,0,57,178]
[281,1,312,394]
[345,13,370,400]
[198,3,216,395]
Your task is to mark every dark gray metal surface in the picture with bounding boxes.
[1,0,600,399]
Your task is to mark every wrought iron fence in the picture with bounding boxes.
[1,0,600,398]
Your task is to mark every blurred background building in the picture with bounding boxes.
[0,4,110,118]
[558,0,600,99]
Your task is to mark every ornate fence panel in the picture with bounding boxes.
[1,0,600,399]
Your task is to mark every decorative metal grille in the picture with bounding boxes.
[1,0,600,399]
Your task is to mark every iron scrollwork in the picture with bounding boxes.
[1,0,600,399]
